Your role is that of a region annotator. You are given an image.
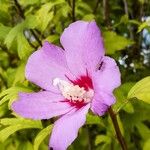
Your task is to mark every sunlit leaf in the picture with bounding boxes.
[128,76,150,104]
[17,33,33,59]
[19,0,40,6]
[143,138,150,150]
[0,86,33,107]
[4,23,24,48]
[13,63,25,85]
[0,24,11,41]
[17,141,33,150]
[138,21,150,32]
[0,118,42,142]
[82,14,95,21]
[36,0,65,32]
[34,125,53,150]
[103,31,134,54]
[86,114,104,125]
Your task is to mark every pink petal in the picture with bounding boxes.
[25,42,74,93]
[49,104,90,150]
[91,91,115,116]
[12,91,74,119]
[92,56,121,93]
[60,21,104,76]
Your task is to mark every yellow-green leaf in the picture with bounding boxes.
[103,31,134,54]
[0,118,42,142]
[128,76,150,104]
[34,125,53,150]
[95,135,111,146]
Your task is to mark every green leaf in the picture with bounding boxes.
[44,35,59,43]
[0,103,8,118]
[17,141,33,150]
[86,114,104,125]
[143,138,150,150]
[17,33,33,59]
[0,118,42,126]
[103,31,134,54]
[36,0,65,32]
[120,100,150,130]
[0,10,10,23]
[0,24,11,41]
[34,125,53,150]
[120,14,129,24]
[24,15,38,29]
[0,85,33,107]
[114,15,140,27]
[4,15,37,50]
[128,76,150,104]
[95,135,111,146]
[77,2,92,13]
[13,63,25,85]
[4,23,24,48]
[82,14,95,21]
[113,82,135,113]
[0,118,42,142]
[138,21,150,32]
[136,123,150,140]
[19,0,40,6]
[36,5,54,32]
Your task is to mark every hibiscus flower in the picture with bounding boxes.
[12,21,121,150]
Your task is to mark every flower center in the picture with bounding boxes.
[53,78,94,103]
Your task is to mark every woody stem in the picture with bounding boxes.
[108,107,128,150]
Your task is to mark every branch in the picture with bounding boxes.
[122,0,134,40]
[86,126,92,150]
[103,0,110,26]
[93,0,100,14]
[14,0,42,47]
[123,0,128,16]
[72,0,76,22]
[108,107,127,150]
[14,0,25,18]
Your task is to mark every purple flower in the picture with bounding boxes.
[12,21,121,150]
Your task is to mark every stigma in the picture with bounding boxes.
[53,78,94,103]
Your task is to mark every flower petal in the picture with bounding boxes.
[60,21,104,76]
[49,104,90,150]
[91,91,115,116]
[25,42,74,92]
[12,91,74,119]
[92,56,121,93]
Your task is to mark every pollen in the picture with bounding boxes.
[53,78,94,103]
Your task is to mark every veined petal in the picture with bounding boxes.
[25,42,74,93]
[49,104,90,150]
[92,56,121,93]
[91,91,115,116]
[60,21,104,76]
[11,91,74,120]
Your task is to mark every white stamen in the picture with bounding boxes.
[53,78,94,103]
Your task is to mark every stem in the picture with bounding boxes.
[14,0,42,47]
[122,0,134,40]
[123,0,128,16]
[103,0,110,26]
[86,126,92,150]
[72,0,76,22]
[108,107,127,150]
[93,0,100,14]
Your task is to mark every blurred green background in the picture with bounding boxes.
[0,0,150,150]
